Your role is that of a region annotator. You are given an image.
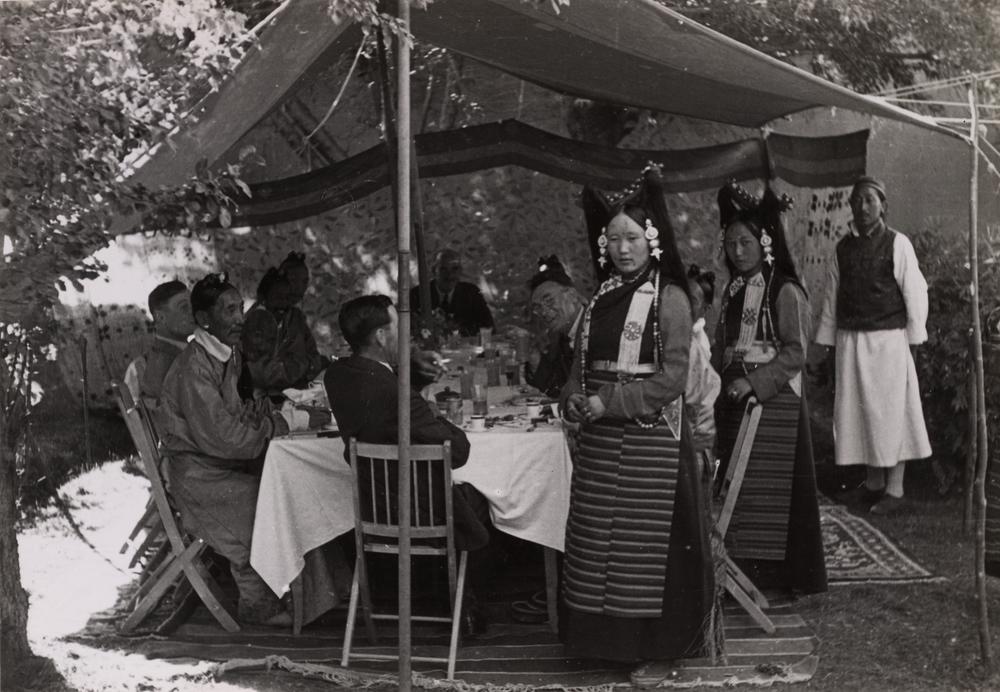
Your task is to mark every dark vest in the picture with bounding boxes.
[836,226,907,331]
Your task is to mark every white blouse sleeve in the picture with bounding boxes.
[814,251,840,346]
[893,232,929,345]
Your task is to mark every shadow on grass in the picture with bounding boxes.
[8,654,76,692]
[18,380,133,521]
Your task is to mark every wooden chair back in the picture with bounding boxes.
[716,396,763,539]
[342,439,466,678]
[113,382,187,555]
[347,440,455,559]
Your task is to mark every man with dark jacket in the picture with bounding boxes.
[325,294,491,634]
[410,249,494,337]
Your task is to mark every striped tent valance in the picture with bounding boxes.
[234,119,868,227]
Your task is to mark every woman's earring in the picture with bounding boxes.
[645,219,662,260]
[760,228,775,265]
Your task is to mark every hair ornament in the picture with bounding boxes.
[645,219,662,259]
[759,227,774,264]
[597,229,608,267]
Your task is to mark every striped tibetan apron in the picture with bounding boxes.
[563,370,682,618]
[716,362,798,562]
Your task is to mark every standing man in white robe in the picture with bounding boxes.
[814,176,931,515]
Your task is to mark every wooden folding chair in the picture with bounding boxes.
[715,396,776,634]
[341,440,467,680]
[111,382,239,633]
[118,377,168,582]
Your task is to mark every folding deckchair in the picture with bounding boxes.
[118,366,168,584]
[715,396,776,634]
[112,382,239,633]
[341,440,467,680]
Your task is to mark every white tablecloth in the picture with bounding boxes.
[250,423,572,597]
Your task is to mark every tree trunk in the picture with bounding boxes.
[0,410,33,689]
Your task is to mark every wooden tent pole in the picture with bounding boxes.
[968,79,993,671]
[410,142,432,335]
[395,1,413,689]
[375,27,431,334]
[396,0,413,692]
[965,356,977,534]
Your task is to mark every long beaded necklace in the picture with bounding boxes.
[579,267,665,428]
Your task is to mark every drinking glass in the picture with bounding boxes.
[472,384,489,416]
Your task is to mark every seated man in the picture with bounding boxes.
[124,280,193,428]
[325,294,491,633]
[160,272,339,626]
[524,255,585,398]
[410,249,494,337]
[243,267,327,397]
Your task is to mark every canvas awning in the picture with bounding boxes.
[411,0,948,130]
[124,0,958,200]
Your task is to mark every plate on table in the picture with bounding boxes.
[509,394,555,408]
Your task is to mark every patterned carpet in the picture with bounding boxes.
[67,504,936,688]
[73,600,818,689]
[820,504,941,584]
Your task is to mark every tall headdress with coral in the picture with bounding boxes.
[581,163,687,292]
[717,180,801,288]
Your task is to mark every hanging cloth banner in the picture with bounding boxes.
[230,119,868,227]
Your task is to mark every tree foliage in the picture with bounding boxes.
[0,0,257,681]
[0,0,255,321]
[663,0,1000,93]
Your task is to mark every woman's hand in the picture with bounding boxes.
[563,392,589,423]
[585,394,606,422]
[724,377,753,402]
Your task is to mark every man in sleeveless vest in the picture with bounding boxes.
[815,176,931,515]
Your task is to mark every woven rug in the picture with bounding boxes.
[72,599,817,689]
[820,504,942,584]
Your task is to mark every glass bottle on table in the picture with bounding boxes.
[486,359,502,387]
[459,367,474,399]
[472,383,489,416]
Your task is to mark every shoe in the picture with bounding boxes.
[510,599,547,624]
[629,660,680,687]
[836,485,884,509]
[870,494,906,516]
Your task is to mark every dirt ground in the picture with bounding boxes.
[16,459,1000,692]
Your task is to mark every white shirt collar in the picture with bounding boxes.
[193,327,233,363]
[155,333,190,349]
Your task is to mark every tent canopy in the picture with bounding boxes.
[125,0,958,205]
[414,0,941,129]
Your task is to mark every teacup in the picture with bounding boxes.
[469,415,487,432]
[526,403,543,419]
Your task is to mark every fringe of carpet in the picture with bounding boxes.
[209,654,622,692]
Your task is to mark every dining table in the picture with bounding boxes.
[249,378,572,632]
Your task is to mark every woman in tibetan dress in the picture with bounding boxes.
[712,182,826,595]
[560,167,714,681]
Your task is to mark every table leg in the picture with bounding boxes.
[291,575,304,636]
[544,547,559,634]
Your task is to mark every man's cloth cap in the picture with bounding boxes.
[851,176,887,201]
